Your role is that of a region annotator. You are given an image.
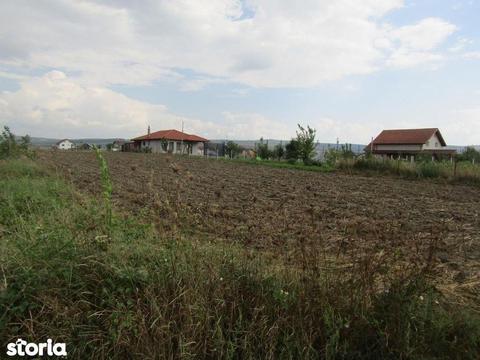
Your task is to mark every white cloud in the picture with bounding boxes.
[463,51,480,60]
[0,1,457,88]
[2,71,479,144]
[448,37,473,53]
[310,117,383,144]
[0,71,189,138]
[0,2,468,143]
[0,71,291,140]
[445,108,480,145]
[220,111,292,140]
[386,18,457,68]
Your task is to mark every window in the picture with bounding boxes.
[176,142,182,153]
[161,140,168,151]
[435,142,439,147]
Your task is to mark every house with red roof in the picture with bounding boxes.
[131,128,208,155]
[366,128,456,161]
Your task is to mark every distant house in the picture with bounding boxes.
[366,128,456,161]
[54,139,75,150]
[131,129,208,155]
[111,139,125,152]
[78,143,91,150]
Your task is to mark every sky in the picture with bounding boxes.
[0,0,480,145]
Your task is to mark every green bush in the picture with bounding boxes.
[0,126,35,159]
[416,161,442,178]
[339,157,480,186]
[296,124,316,164]
[256,138,272,160]
[285,139,300,162]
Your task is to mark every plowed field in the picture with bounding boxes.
[38,151,480,304]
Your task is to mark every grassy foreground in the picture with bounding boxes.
[1,159,479,359]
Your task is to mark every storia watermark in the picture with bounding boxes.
[6,339,67,357]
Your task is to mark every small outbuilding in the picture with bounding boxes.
[78,143,92,150]
[54,139,76,150]
[112,139,126,152]
[366,128,455,161]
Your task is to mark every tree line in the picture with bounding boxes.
[225,124,319,165]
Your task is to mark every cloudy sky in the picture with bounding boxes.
[1,0,479,144]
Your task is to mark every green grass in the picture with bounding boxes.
[337,157,480,186]
[1,159,479,359]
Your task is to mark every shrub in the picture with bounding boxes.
[457,146,480,163]
[416,161,442,178]
[225,141,242,158]
[272,143,285,160]
[256,138,272,160]
[285,139,300,163]
[0,126,35,159]
[296,124,316,164]
[93,146,113,233]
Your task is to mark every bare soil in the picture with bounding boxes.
[37,151,480,306]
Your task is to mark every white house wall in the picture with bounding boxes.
[141,140,204,155]
[57,140,74,150]
[422,133,443,150]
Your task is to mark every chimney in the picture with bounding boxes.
[147,125,151,136]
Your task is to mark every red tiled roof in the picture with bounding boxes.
[132,129,208,142]
[371,128,446,146]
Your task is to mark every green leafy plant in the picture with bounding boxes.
[256,138,272,160]
[295,124,316,165]
[457,146,480,163]
[225,141,242,158]
[94,146,113,233]
[285,139,300,163]
[0,126,34,159]
[272,143,285,160]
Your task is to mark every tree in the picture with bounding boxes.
[340,143,355,159]
[457,146,480,163]
[256,138,272,160]
[285,139,300,163]
[272,143,285,160]
[225,141,242,158]
[296,124,316,164]
[0,126,33,159]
